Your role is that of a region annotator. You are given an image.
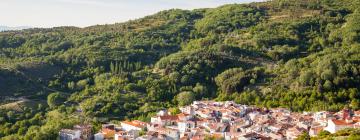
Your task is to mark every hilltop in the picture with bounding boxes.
[0,0,360,139]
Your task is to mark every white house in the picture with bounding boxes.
[114,133,125,140]
[180,106,195,116]
[94,132,104,140]
[313,111,332,126]
[157,110,169,116]
[324,119,355,133]
[151,115,179,126]
[120,120,147,131]
[59,129,81,140]
[309,126,324,136]
[177,113,192,121]
[178,121,196,132]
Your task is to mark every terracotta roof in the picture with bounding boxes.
[354,111,360,116]
[177,113,189,117]
[146,131,158,136]
[310,126,324,133]
[101,128,116,139]
[121,120,147,128]
[331,119,354,126]
[353,116,360,121]
[132,120,148,125]
[159,115,179,121]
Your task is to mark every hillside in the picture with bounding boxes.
[0,0,360,139]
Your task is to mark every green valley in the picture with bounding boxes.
[0,0,360,139]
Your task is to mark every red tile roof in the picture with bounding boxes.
[159,115,179,121]
[177,113,189,117]
[101,128,116,139]
[331,119,354,126]
[121,120,147,128]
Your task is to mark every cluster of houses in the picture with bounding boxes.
[59,125,93,140]
[60,101,360,140]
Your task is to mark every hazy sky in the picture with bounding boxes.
[1,0,263,28]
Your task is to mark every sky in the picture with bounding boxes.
[0,0,263,28]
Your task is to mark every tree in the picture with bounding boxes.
[76,79,89,90]
[296,132,310,140]
[351,99,360,110]
[299,70,314,86]
[318,130,331,137]
[6,111,14,119]
[323,80,333,91]
[47,92,64,108]
[168,107,181,115]
[110,62,115,73]
[204,135,217,140]
[321,69,335,81]
[193,83,207,98]
[67,81,75,90]
[177,91,195,106]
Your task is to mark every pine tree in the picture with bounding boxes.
[118,62,122,74]
[115,62,119,74]
[110,62,115,73]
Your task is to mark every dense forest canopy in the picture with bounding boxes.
[0,0,360,139]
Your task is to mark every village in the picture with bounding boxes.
[59,101,360,140]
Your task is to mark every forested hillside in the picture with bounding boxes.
[0,0,360,139]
